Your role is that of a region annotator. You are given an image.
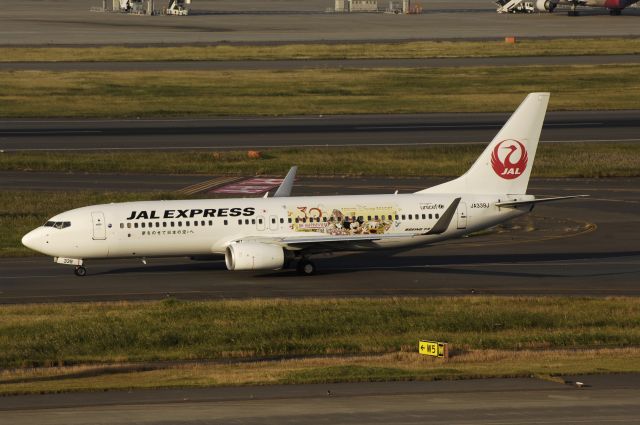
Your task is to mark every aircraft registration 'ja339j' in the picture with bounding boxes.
[22,93,586,277]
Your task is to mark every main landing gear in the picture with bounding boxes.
[296,258,316,276]
[74,266,87,277]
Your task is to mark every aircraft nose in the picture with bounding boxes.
[22,228,44,252]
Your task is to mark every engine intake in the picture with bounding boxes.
[535,0,558,11]
[225,242,285,271]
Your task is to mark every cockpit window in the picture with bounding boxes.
[44,221,71,229]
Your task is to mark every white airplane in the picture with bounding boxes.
[22,92,585,277]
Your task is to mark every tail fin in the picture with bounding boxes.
[418,92,550,195]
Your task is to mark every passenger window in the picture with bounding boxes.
[436,214,440,219]
[208,220,213,226]
[194,221,198,227]
[178,221,182,227]
[401,215,405,220]
[252,219,256,224]
[259,219,263,224]
[288,218,292,223]
[186,221,190,226]
[201,220,205,226]
[224,220,228,225]
[408,214,413,220]
[395,215,399,220]
[120,223,124,229]
[171,222,175,227]
[280,218,284,224]
[238,219,242,225]
[162,222,167,227]
[429,214,432,219]
[127,223,132,228]
[245,219,250,225]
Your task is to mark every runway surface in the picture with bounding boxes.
[2,177,638,303]
[2,374,640,424]
[4,0,640,45]
[4,54,640,71]
[2,110,640,151]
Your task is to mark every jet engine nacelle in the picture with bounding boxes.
[225,242,285,271]
[535,0,558,11]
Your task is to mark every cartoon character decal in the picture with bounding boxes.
[288,205,397,235]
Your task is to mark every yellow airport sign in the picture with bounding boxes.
[419,340,448,358]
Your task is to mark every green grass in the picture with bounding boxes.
[2,348,639,395]
[2,143,639,177]
[1,38,639,62]
[2,65,640,118]
[2,297,640,394]
[1,296,639,369]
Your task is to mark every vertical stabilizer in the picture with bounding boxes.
[418,93,549,195]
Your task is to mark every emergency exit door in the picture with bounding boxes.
[91,211,107,240]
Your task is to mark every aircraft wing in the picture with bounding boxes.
[229,197,462,250]
[495,195,588,208]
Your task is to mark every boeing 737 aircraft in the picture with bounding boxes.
[22,93,585,276]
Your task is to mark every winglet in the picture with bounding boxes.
[424,197,461,235]
[273,166,297,198]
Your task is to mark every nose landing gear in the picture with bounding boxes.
[74,266,87,277]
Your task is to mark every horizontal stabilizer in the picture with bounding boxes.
[495,195,588,208]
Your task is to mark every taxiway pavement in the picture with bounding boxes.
[2,375,640,424]
[4,54,640,71]
[2,111,639,151]
[3,0,640,45]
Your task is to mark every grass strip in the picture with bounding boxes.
[2,144,639,177]
[2,348,640,395]
[2,65,640,118]
[1,38,640,62]
[1,297,640,370]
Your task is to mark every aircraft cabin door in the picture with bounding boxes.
[91,211,107,240]
[269,215,278,231]
[457,202,467,229]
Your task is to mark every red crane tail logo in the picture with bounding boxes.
[491,140,528,180]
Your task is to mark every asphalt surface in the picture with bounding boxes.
[4,0,640,45]
[2,176,639,303]
[4,54,640,71]
[2,375,640,424]
[2,110,640,151]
